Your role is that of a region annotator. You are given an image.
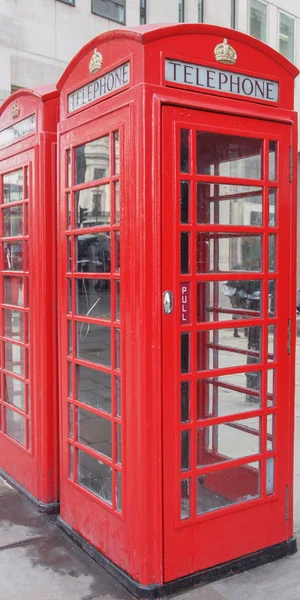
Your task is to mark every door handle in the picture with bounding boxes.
[163,291,173,314]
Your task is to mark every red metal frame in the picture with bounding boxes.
[0,87,59,505]
[56,24,298,586]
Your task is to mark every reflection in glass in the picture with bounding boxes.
[196,461,260,514]
[115,280,120,321]
[5,375,25,410]
[196,234,262,272]
[269,141,277,181]
[76,322,111,366]
[69,444,73,479]
[180,479,190,520]
[268,189,277,226]
[76,364,111,413]
[266,457,275,495]
[68,279,72,313]
[3,242,23,271]
[116,423,122,464]
[116,471,122,512]
[115,328,120,370]
[67,237,72,272]
[76,184,110,228]
[268,325,275,362]
[197,183,263,226]
[196,132,262,179]
[76,232,110,274]
[5,408,25,446]
[197,326,261,371]
[267,414,275,451]
[66,149,71,187]
[69,403,73,438]
[77,449,112,504]
[181,332,190,373]
[197,279,262,323]
[196,417,260,466]
[267,369,275,406]
[114,232,120,272]
[74,136,110,185]
[181,430,190,471]
[268,235,276,272]
[76,278,110,319]
[68,362,73,398]
[77,407,112,458]
[5,342,24,376]
[268,280,276,316]
[180,181,190,224]
[113,131,120,175]
[116,376,121,417]
[67,193,71,229]
[3,206,23,237]
[181,381,190,422]
[197,372,261,419]
[3,170,24,203]
[4,310,24,341]
[180,129,190,173]
[114,180,120,224]
[68,320,72,354]
[181,232,190,274]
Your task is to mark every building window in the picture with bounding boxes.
[279,12,295,62]
[179,0,185,23]
[198,0,204,23]
[231,0,236,29]
[56,0,75,5]
[140,0,146,24]
[91,0,125,24]
[249,0,267,43]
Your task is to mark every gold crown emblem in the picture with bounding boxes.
[214,38,237,65]
[89,49,103,74]
[12,101,20,119]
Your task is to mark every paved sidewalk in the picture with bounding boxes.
[0,342,299,600]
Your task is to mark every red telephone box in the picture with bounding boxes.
[0,86,59,511]
[56,24,298,595]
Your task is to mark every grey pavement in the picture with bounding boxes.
[0,341,300,600]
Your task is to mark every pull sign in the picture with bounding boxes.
[163,291,173,315]
[180,283,190,324]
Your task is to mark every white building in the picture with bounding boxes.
[0,0,299,286]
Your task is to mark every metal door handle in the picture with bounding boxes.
[163,291,173,314]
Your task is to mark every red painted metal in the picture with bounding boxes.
[0,87,59,505]
[56,24,298,586]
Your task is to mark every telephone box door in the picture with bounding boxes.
[162,106,293,581]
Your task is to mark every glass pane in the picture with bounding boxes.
[196,234,262,273]
[268,280,276,316]
[198,279,262,323]
[115,280,120,321]
[197,326,261,371]
[180,182,190,224]
[5,375,25,410]
[269,189,277,226]
[76,365,111,413]
[67,236,72,272]
[75,232,110,274]
[69,403,73,438]
[76,278,110,319]
[266,457,275,494]
[268,325,275,361]
[196,461,260,514]
[66,193,71,229]
[197,372,261,419]
[115,328,120,370]
[114,180,120,224]
[77,449,112,504]
[269,141,277,181]
[68,279,72,313]
[5,408,25,446]
[3,242,23,271]
[113,131,120,175]
[196,417,260,466]
[5,342,24,376]
[180,232,190,274]
[76,184,110,228]
[267,369,275,407]
[3,170,24,203]
[68,362,73,398]
[249,0,267,42]
[69,444,74,479]
[181,381,190,422]
[3,206,23,237]
[77,407,112,458]
[197,183,263,226]
[267,414,275,451]
[268,235,276,271]
[114,232,120,272]
[180,479,190,520]
[279,12,294,62]
[197,132,262,179]
[181,430,190,471]
[116,423,122,465]
[116,376,121,417]
[180,129,190,173]
[66,149,71,187]
[4,310,24,341]
[76,322,111,366]
[68,321,72,354]
[74,136,110,185]
[181,332,190,373]
[116,471,122,512]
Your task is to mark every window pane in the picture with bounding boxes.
[179,0,185,22]
[181,430,190,471]
[269,189,277,226]
[249,0,267,42]
[181,381,190,422]
[75,232,110,273]
[196,234,262,273]
[181,233,190,273]
[74,136,110,185]
[77,407,112,458]
[77,449,112,504]
[76,184,110,228]
[197,279,262,323]
[266,457,275,494]
[197,326,261,371]
[76,365,111,413]
[3,242,23,271]
[4,310,24,341]
[180,181,190,224]
[180,479,190,520]
[197,132,262,179]
[91,0,125,23]
[76,322,111,366]
[269,142,277,181]
[196,461,260,514]
[279,12,294,62]
[5,342,24,376]
[180,129,190,173]
[197,417,260,466]
[113,131,120,175]
[116,471,122,511]
[181,332,190,373]
[76,278,110,319]
[197,372,261,419]
[3,170,24,203]
[5,408,25,446]
[5,375,25,411]
[3,206,23,237]
[197,183,263,226]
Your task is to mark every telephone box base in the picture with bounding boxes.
[0,469,60,515]
[57,517,297,598]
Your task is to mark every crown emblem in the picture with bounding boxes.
[89,49,103,74]
[12,101,20,119]
[214,38,237,65]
